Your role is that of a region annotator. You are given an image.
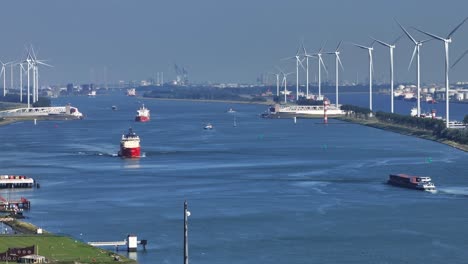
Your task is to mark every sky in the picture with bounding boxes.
[2,0,468,86]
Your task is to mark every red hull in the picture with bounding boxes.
[118,147,141,158]
[135,116,150,122]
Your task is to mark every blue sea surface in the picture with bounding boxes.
[1,91,467,263]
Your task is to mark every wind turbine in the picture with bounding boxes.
[271,71,280,97]
[283,47,305,100]
[0,61,12,96]
[325,41,344,106]
[371,35,402,113]
[302,43,314,99]
[414,16,468,128]
[312,43,328,100]
[396,20,430,117]
[29,46,52,102]
[279,70,293,103]
[353,43,374,112]
[0,61,6,96]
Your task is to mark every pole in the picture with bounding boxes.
[390,47,394,113]
[335,55,339,106]
[444,41,450,128]
[184,201,189,264]
[417,45,421,117]
[296,59,299,101]
[369,50,373,112]
[306,57,309,98]
[27,63,30,108]
[318,55,321,98]
[19,64,23,102]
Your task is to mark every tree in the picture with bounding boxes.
[463,115,468,125]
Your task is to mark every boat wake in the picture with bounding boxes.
[437,187,468,197]
[76,151,118,157]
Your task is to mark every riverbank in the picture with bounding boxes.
[0,217,136,264]
[337,116,468,152]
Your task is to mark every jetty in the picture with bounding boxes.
[88,235,147,252]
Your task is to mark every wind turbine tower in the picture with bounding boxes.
[325,41,344,106]
[353,43,374,112]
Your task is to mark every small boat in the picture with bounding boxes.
[118,128,141,158]
[204,123,213,130]
[227,108,236,113]
[88,90,96,97]
[111,105,118,111]
[135,104,150,122]
[387,174,436,192]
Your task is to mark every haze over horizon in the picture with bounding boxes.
[3,0,468,86]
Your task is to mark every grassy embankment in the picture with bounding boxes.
[0,219,136,264]
[337,116,468,152]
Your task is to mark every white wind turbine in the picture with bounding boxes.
[302,43,314,99]
[353,43,374,112]
[0,61,12,96]
[324,41,344,106]
[370,35,401,113]
[312,44,328,100]
[30,47,52,103]
[279,70,293,103]
[414,16,468,128]
[271,72,280,97]
[396,20,431,117]
[283,48,305,100]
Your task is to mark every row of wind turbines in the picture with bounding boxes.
[273,17,468,128]
[1,46,52,108]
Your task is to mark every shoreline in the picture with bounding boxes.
[336,116,468,152]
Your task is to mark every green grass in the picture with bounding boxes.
[0,235,136,264]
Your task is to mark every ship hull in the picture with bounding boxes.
[118,147,141,158]
[135,116,150,122]
[387,180,426,191]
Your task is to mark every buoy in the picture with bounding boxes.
[293,116,297,124]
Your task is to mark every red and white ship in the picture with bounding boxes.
[127,88,136,96]
[135,105,150,122]
[118,128,141,158]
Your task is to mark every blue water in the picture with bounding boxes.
[1,91,468,263]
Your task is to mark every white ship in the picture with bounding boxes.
[262,104,345,118]
[0,104,83,119]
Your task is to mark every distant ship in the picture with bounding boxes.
[118,128,141,158]
[88,90,96,97]
[127,88,136,96]
[135,105,150,122]
[387,174,436,192]
[0,175,37,189]
[261,104,345,118]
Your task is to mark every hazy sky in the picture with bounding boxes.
[2,0,468,86]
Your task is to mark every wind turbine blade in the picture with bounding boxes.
[337,55,344,71]
[281,56,296,61]
[408,46,417,71]
[319,40,327,53]
[370,36,391,48]
[36,61,53,67]
[352,43,370,50]
[447,16,468,38]
[392,33,404,45]
[451,48,468,68]
[320,57,328,75]
[336,40,343,52]
[420,38,432,44]
[298,58,306,71]
[395,19,417,45]
[413,28,445,41]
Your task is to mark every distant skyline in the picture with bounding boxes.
[2,0,468,86]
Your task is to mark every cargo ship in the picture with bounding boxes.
[135,105,150,122]
[387,174,436,192]
[0,175,37,189]
[118,128,141,158]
